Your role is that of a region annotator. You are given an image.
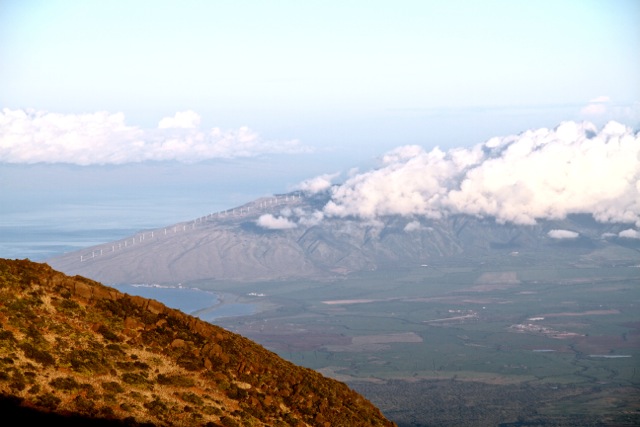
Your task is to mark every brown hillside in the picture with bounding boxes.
[0,258,395,427]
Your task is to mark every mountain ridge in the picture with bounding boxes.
[46,191,640,285]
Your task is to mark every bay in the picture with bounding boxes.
[111,284,257,322]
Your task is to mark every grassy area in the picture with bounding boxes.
[208,262,640,425]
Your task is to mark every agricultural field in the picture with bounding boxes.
[205,254,640,426]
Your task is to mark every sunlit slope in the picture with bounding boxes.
[47,192,640,285]
[0,258,395,426]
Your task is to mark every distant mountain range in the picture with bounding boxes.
[0,258,395,426]
[45,191,640,285]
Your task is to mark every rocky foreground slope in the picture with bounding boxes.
[0,258,395,426]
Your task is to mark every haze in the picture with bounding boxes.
[1,0,639,258]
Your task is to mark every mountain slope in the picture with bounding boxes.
[0,258,395,426]
[47,192,640,285]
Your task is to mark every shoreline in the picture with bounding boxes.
[111,283,271,322]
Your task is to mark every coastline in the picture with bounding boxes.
[111,283,268,322]
[192,291,277,322]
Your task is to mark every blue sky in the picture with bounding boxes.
[2,0,638,146]
[1,0,639,259]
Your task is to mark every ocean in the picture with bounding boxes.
[1,161,289,261]
[1,195,226,262]
[1,195,259,321]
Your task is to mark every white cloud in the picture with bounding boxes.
[404,220,423,232]
[256,214,297,230]
[324,121,640,226]
[157,110,201,129]
[548,229,579,239]
[0,108,309,165]
[619,229,640,239]
[296,172,340,194]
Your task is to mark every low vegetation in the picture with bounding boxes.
[0,258,395,426]
[209,254,640,426]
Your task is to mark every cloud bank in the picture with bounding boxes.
[0,109,308,165]
[324,121,640,226]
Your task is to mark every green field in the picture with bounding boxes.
[199,257,640,426]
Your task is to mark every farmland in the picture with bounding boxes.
[204,252,640,426]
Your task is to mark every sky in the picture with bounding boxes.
[1,0,640,258]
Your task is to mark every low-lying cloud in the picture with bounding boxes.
[548,229,580,239]
[404,220,426,232]
[256,214,297,230]
[618,229,640,239]
[296,172,340,194]
[0,109,308,165]
[324,121,640,227]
